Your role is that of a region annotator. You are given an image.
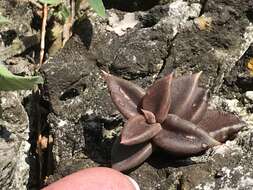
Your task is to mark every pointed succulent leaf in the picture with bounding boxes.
[141,109,156,124]
[198,110,245,142]
[102,71,145,119]
[189,88,209,123]
[111,137,153,171]
[121,114,162,145]
[142,73,173,123]
[169,72,208,123]
[152,114,220,155]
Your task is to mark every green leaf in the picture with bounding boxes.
[0,64,44,91]
[38,0,62,6]
[88,0,106,18]
[0,15,11,25]
[54,5,70,24]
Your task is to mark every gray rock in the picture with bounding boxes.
[161,0,252,93]
[0,0,41,183]
[0,91,30,190]
[0,1,39,61]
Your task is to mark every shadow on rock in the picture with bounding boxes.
[103,0,160,12]
[147,150,198,169]
[73,18,93,50]
[80,115,122,165]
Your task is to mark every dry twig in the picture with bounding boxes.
[39,3,48,66]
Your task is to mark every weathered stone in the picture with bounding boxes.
[0,1,39,61]
[161,0,252,93]
[0,91,30,190]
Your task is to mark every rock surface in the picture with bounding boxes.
[42,0,253,190]
[0,1,41,189]
[0,91,30,190]
[0,0,39,61]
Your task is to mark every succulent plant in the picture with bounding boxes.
[102,71,245,171]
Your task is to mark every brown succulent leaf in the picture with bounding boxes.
[102,71,145,118]
[142,73,173,123]
[169,72,208,123]
[189,88,209,124]
[111,137,153,171]
[152,114,220,155]
[198,110,246,142]
[141,109,156,124]
[121,114,162,145]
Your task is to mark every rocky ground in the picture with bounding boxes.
[0,0,253,189]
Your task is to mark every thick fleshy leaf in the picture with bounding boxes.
[102,71,145,119]
[153,114,220,155]
[142,73,173,123]
[111,137,153,171]
[121,114,162,145]
[189,88,209,123]
[169,72,209,123]
[198,110,245,142]
[141,109,156,124]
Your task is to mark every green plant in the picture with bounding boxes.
[36,0,106,64]
[54,4,70,24]
[38,0,105,17]
[88,0,106,18]
[0,12,43,91]
[0,64,43,91]
[38,0,62,6]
